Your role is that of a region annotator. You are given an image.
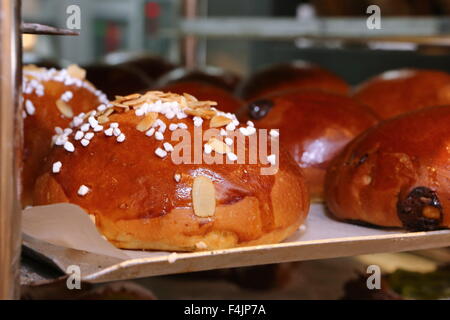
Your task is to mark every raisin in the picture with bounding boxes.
[247,99,274,120]
[397,187,443,231]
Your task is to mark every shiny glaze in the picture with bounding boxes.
[158,81,243,113]
[325,105,450,229]
[239,61,350,101]
[238,89,378,200]
[35,111,307,241]
[22,80,103,206]
[353,69,450,120]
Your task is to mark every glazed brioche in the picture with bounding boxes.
[353,69,450,120]
[325,105,450,231]
[237,89,378,201]
[239,61,350,101]
[34,91,310,251]
[22,65,108,206]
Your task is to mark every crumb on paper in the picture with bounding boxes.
[168,252,178,264]
[195,241,207,250]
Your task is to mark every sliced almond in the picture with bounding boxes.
[97,115,110,124]
[210,115,232,128]
[136,112,158,132]
[185,108,217,119]
[189,101,218,109]
[67,64,86,80]
[207,138,231,154]
[56,99,73,118]
[192,176,216,218]
[183,92,198,102]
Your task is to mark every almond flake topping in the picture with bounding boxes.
[56,99,74,118]
[192,176,216,218]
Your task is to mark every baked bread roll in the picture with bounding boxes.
[239,61,350,101]
[22,65,108,207]
[158,81,243,113]
[34,91,309,251]
[353,69,450,120]
[237,90,378,201]
[157,66,241,92]
[84,64,153,100]
[325,105,450,231]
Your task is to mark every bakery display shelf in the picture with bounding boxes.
[180,17,450,44]
[22,204,450,283]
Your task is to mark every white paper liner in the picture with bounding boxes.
[22,204,129,260]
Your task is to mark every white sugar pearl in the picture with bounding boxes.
[226,122,235,131]
[155,147,167,158]
[25,100,35,115]
[88,116,98,128]
[52,161,62,173]
[74,131,84,141]
[154,131,164,141]
[169,123,178,131]
[225,137,233,146]
[220,129,227,136]
[93,125,103,132]
[113,128,121,137]
[80,139,90,147]
[163,142,174,152]
[64,141,75,152]
[116,133,126,143]
[145,128,155,137]
[227,152,238,161]
[104,128,114,136]
[54,127,63,135]
[204,144,212,154]
[110,122,119,128]
[267,154,276,165]
[178,123,187,129]
[270,129,280,138]
[246,126,256,135]
[77,185,90,196]
[247,120,254,127]
[97,104,107,112]
[84,132,94,140]
[174,174,181,182]
[239,127,249,136]
[80,123,90,132]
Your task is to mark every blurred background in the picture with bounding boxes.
[20,0,450,300]
[22,0,450,85]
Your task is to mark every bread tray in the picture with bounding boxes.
[22,204,450,283]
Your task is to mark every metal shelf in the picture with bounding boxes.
[180,17,450,43]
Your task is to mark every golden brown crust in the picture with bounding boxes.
[324,105,450,231]
[239,61,350,101]
[353,69,450,120]
[33,91,309,251]
[22,66,107,207]
[237,89,378,201]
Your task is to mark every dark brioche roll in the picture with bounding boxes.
[22,65,108,207]
[158,81,243,113]
[237,89,378,201]
[239,61,350,101]
[157,66,241,92]
[84,64,153,100]
[325,105,450,231]
[34,91,309,251]
[353,69,450,120]
[118,55,176,81]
